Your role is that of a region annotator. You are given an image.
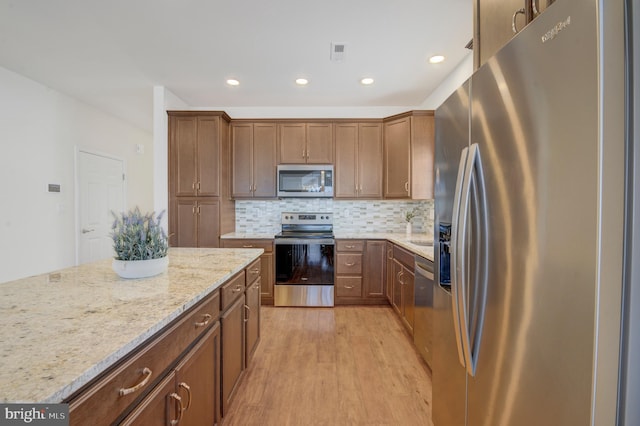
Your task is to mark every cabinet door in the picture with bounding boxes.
[120,371,177,426]
[261,252,274,301]
[392,259,403,315]
[221,296,245,416]
[384,117,411,198]
[475,0,530,68]
[278,123,306,163]
[245,277,261,365]
[402,267,415,335]
[334,123,358,198]
[176,199,197,247]
[196,199,220,248]
[306,123,333,163]
[197,116,220,197]
[358,123,383,198]
[385,243,394,303]
[171,116,198,197]
[364,240,386,298]
[253,123,277,197]
[231,123,254,198]
[175,324,220,426]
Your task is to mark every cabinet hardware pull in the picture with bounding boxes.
[195,313,212,328]
[119,367,152,396]
[404,182,409,193]
[251,268,260,273]
[197,205,201,215]
[532,0,540,16]
[233,284,243,293]
[302,148,306,159]
[345,245,355,249]
[192,205,196,215]
[254,283,260,290]
[244,304,251,321]
[249,185,252,192]
[306,148,310,159]
[169,392,183,426]
[197,182,201,191]
[345,262,356,267]
[191,182,196,190]
[242,245,254,248]
[178,382,192,411]
[387,249,393,260]
[512,7,526,33]
[344,285,355,289]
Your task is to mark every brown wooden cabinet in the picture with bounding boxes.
[168,111,235,248]
[383,111,434,200]
[474,0,554,69]
[334,122,383,198]
[391,244,416,335]
[278,122,333,164]
[245,274,261,366]
[221,239,275,305]
[335,240,388,305]
[121,324,220,426]
[231,122,277,198]
[385,242,394,303]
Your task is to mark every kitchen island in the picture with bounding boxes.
[0,247,262,404]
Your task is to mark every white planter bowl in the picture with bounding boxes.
[112,256,169,279]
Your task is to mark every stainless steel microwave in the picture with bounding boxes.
[277,165,334,198]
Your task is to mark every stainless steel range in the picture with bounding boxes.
[274,212,335,307]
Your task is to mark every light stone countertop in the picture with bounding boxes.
[0,247,262,403]
[220,231,434,261]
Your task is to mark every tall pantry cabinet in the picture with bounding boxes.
[168,111,235,247]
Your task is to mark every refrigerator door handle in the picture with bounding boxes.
[450,146,469,369]
[458,143,490,377]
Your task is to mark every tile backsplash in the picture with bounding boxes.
[235,199,434,235]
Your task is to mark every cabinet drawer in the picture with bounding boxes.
[246,258,261,285]
[393,244,414,268]
[336,277,362,297]
[336,240,364,252]
[336,253,362,274]
[221,271,246,311]
[68,291,219,426]
[221,239,274,253]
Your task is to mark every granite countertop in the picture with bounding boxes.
[0,247,263,403]
[220,231,434,261]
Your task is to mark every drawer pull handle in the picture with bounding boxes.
[169,392,183,425]
[344,285,355,289]
[345,245,355,249]
[179,382,192,410]
[195,313,212,328]
[244,304,251,321]
[345,262,356,267]
[119,367,152,396]
[242,245,254,248]
[233,284,243,293]
[251,268,260,273]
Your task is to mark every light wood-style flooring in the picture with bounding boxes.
[221,306,433,426]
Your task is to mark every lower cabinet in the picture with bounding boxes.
[221,239,274,305]
[221,293,245,416]
[245,276,261,366]
[121,323,220,426]
[391,245,416,335]
[335,239,388,305]
[385,242,394,303]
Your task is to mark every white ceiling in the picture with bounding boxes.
[0,0,472,132]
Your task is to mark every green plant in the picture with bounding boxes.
[111,207,168,261]
[404,207,419,223]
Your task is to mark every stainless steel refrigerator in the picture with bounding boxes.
[433,0,636,425]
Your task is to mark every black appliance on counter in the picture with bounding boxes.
[274,212,335,307]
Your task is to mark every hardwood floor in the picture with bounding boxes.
[221,306,433,426]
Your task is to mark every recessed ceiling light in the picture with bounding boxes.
[360,77,374,85]
[295,78,309,85]
[226,79,240,86]
[429,55,445,64]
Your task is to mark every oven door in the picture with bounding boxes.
[274,238,335,306]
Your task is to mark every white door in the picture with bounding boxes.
[78,151,125,264]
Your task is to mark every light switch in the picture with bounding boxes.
[48,183,61,193]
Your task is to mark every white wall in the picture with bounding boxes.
[0,66,153,284]
[421,52,473,109]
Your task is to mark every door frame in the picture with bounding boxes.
[74,147,127,265]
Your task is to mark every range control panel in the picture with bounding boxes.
[281,212,332,225]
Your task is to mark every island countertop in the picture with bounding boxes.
[0,247,263,404]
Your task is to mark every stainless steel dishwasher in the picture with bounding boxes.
[414,255,434,368]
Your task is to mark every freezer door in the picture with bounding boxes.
[433,80,470,426]
[466,1,599,425]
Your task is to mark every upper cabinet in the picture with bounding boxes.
[231,122,277,199]
[334,122,383,199]
[170,114,221,197]
[474,0,555,69]
[278,122,333,164]
[383,111,434,200]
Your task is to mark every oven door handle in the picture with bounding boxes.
[275,238,335,245]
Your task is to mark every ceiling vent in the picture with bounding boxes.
[330,43,347,62]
